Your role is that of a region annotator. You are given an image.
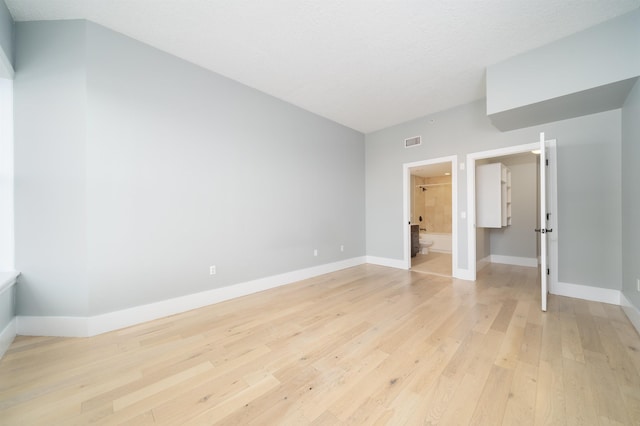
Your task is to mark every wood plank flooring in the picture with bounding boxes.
[410,252,452,277]
[1,263,639,425]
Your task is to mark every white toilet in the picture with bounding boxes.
[419,234,434,254]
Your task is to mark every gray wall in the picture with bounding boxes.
[489,155,538,259]
[476,227,489,262]
[487,9,640,115]
[14,21,365,317]
[365,101,622,290]
[0,0,13,77]
[14,21,89,316]
[0,285,14,333]
[622,80,640,309]
[0,0,12,339]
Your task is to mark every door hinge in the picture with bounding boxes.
[547,268,550,275]
[545,159,549,166]
[546,213,550,221]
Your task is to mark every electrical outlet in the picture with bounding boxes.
[314,249,318,257]
[210,265,216,275]
[340,245,344,252]
[637,278,640,292]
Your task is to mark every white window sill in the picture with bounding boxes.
[0,271,19,295]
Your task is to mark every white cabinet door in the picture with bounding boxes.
[477,163,509,228]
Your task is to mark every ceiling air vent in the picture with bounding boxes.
[404,136,421,148]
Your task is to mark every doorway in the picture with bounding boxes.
[403,155,458,276]
[467,139,558,309]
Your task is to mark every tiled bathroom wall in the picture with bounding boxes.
[412,175,452,233]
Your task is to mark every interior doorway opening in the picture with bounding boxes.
[467,139,558,310]
[403,155,458,277]
[475,152,539,273]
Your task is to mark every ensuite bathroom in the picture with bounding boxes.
[410,165,453,276]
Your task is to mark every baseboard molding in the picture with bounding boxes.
[368,255,473,280]
[551,281,621,305]
[621,293,640,336]
[17,257,367,338]
[17,255,633,339]
[489,255,538,268]
[16,316,88,337]
[0,317,16,360]
[365,256,407,270]
[453,268,474,281]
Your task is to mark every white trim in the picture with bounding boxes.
[489,254,538,268]
[369,254,472,280]
[0,78,14,271]
[621,293,640,336]
[402,155,458,274]
[0,317,15,360]
[365,256,406,270]
[17,257,366,337]
[0,270,18,296]
[16,316,88,337]
[550,281,621,305]
[453,268,474,281]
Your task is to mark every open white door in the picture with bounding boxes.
[538,132,549,312]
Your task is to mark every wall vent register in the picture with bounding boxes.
[404,136,422,148]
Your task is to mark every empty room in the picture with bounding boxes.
[1,1,640,424]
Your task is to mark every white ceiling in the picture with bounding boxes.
[6,1,640,133]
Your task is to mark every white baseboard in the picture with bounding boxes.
[453,268,474,281]
[551,281,621,305]
[365,256,407,270]
[17,257,367,338]
[430,249,452,254]
[621,293,640,336]
[17,315,89,337]
[0,317,16,360]
[490,255,538,268]
[17,255,635,339]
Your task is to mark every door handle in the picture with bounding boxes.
[534,228,553,233]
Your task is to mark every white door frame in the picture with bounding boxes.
[0,78,14,271]
[466,141,558,285]
[402,155,459,275]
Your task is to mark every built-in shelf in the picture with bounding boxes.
[477,163,511,228]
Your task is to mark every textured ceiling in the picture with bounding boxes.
[6,1,640,133]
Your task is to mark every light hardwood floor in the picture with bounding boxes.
[1,264,639,425]
[411,252,452,277]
